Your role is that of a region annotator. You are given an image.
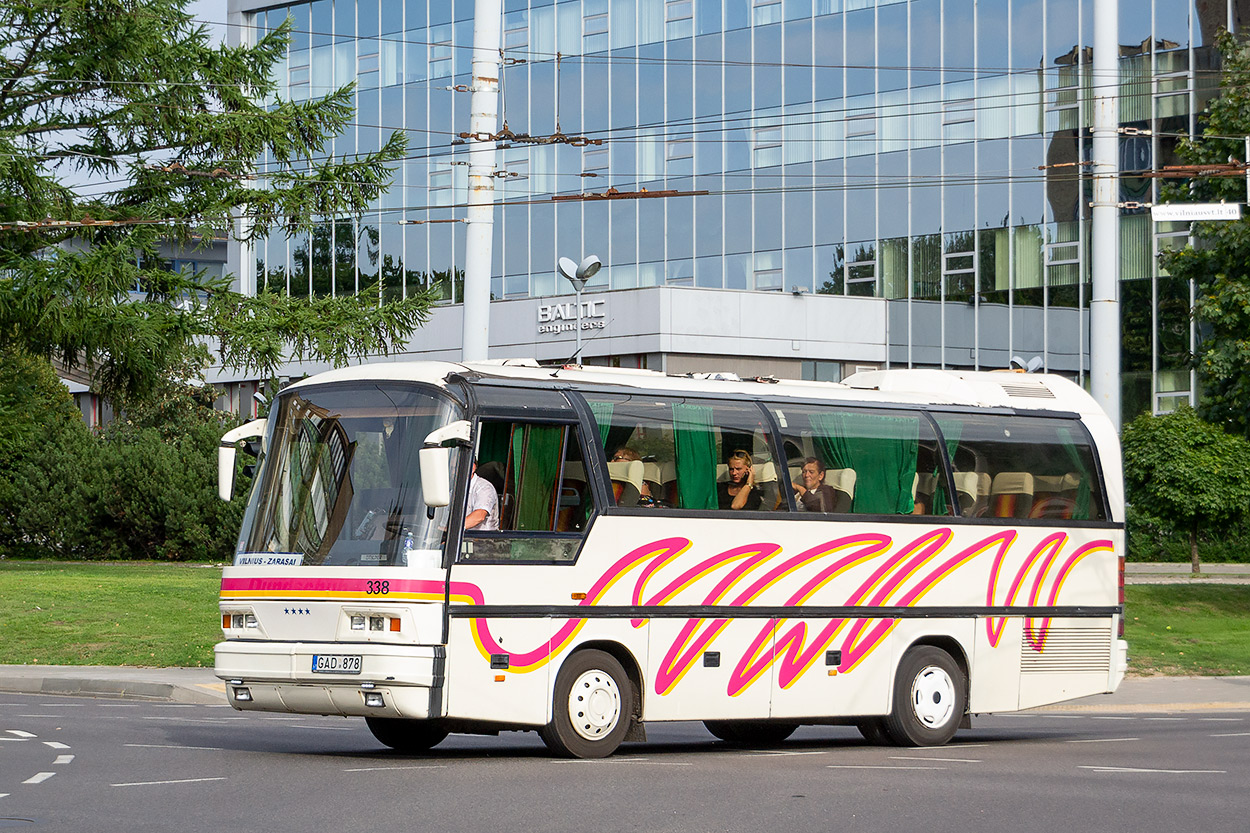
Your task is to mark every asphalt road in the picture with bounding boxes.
[2,695,1247,833]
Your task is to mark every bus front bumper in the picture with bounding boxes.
[215,640,444,719]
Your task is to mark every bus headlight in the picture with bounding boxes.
[351,615,366,630]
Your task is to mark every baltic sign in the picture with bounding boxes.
[537,299,607,336]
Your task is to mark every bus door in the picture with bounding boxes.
[445,401,600,726]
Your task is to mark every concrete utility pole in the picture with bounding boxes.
[1090,0,1121,430]
[461,0,503,362]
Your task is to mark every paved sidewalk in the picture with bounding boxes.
[1,664,1248,712]
[1126,562,1250,585]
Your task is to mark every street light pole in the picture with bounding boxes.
[557,255,602,364]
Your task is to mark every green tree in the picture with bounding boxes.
[1158,30,1250,436]
[0,0,434,403]
[1121,406,1250,573]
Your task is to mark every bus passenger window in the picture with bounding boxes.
[461,420,594,563]
[585,394,786,512]
[934,413,1105,521]
[771,405,951,516]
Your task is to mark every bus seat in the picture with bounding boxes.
[716,463,728,482]
[973,471,992,516]
[1030,472,1081,519]
[824,468,856,513]
[915,472,937,498]
[562,461,587,484]
[953,471,980,514]
[659,461,679,505]
[642,461,664,494]
[990,472,1034,518]
[607,460,644,507]
[754,461,780,510]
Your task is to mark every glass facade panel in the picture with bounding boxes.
[242,0,1215,417]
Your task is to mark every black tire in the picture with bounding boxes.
[704,720,798,746]
[882,645,967,747]
[855,717,892,745]
[365,717,449,752]
[539,649,633,758]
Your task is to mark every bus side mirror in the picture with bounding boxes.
[419,420,472,510]
[218,418,268,502]
[420,446,452,508]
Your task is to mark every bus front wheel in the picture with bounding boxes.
[883,645,966,747]
[365,717,449,752]
[540,649,633,758]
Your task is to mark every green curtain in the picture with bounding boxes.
[673,403,718,510]
[1056,426,1094,520]
[587,400,614,448]
[810,411,918,515]
[477,421,511,468]
[512,425,564,530]
[930,418,964,516]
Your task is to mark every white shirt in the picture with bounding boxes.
[466,473,500,531]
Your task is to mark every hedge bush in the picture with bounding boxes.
[0,351,249,561]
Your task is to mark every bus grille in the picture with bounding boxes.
[1020,627,1111,673]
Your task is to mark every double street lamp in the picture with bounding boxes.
[556,255,602,363]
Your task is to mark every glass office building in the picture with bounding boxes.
[227,0,1243,419]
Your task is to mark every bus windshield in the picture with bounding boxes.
[236,383,462,568]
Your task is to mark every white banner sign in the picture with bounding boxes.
[1151,203,1243,222]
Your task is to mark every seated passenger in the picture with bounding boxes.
[792,457,838,512]
[464,460,500,530]
[719,449,762,511]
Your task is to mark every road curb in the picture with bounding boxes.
[0,668,226,706]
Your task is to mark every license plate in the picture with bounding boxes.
[311,654,362,674]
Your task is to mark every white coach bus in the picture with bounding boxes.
[215,361,1126,758]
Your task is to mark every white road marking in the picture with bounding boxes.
[889,755,981,763]
[1209,732,1250,738]
[1065,737,1139,744]
[946,743,990,749]
[125,744,227,751]
[22,772,55,785]
[1143,717,1187,722]
[53,755,74,765]
[6,730,36,738]
[1039,715,1084,720]
[1078,765,1226,775]
[100,704,140,708]
[827,765,945,770]
[1199,718,1242,722]
[42,742,70,750]
[745,750,831,757]
[0,794,8,799]
[111,777,227,787]
[1092,716,1137,721]
[342,765,447,772]
[289,724,356,731]
[18,715,65,718]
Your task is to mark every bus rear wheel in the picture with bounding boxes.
[365,717,449,752]
[704,720,798,746]
[883,645,966,747]
[539,649,633,758]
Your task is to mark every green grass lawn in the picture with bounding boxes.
[1123,584,1250,676]
[2,561,1248,675]
[0,560,222,667]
